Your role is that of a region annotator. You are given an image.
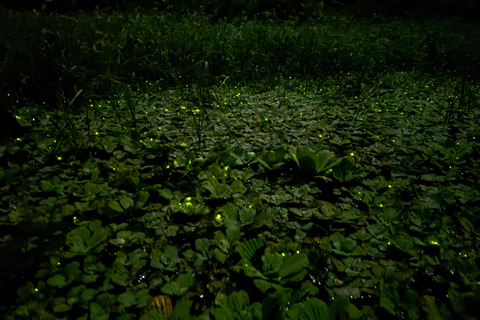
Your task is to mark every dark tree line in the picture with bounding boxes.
[1,0,479,21]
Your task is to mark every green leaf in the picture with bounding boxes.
[137,190,150,206]
[226,290,250,315]
[262,251,283,275]
[65,220,108,255]
[120,196,135,209]
[253,279,286,294]
[236,238,264,260]
[47,274,68,288]
[161,272,193,296]
[90,302,109,320]
[64,261,82,280]
[299,298,329,320]
[239,207,256,226]
[211,308,235,320]
[214,248,227,263]
[238,258,268,279]
[109,201,124,212]
[172,293,193,319]
[278,253,309,279]
[118,290,136,307]
[380,296,396,315]
[301,280,320,296]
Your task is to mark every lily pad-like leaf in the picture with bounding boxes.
[65,220,108,255]
[238,258,268,279]
[278,253,309,279]
[118,288,151,308]
[150,245,181,271]
[47,274,68,288]
[236,238,264,260]
[257,146,287,169]
[89,302,109,320]
[226,290,250,315]
[291,146,342,175]
[120,196,135,209]
[331,232,357,255]
[161,272,193,296]
[254,279,286,294]
[204,175,231,198]
[108,201,124,213]
[262,251,283,275]
[239,207,256,226]
[299,298,330,320]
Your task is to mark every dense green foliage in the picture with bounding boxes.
[0,3,479,320]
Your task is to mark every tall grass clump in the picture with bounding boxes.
[0,7,478,109]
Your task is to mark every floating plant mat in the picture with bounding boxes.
[1,78,479,319]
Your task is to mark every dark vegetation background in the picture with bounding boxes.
[0,0,478,125]
[2,0,479,19]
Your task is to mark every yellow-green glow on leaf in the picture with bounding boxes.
[57,156,62,161]
[185,202,192,207]
[319,134,323,138]
[430,240,439,245]
[350,152,354,156]
[281,252,286,257]
[185,197,192,201]
[216,214,222,221]
[379,204,383,207]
